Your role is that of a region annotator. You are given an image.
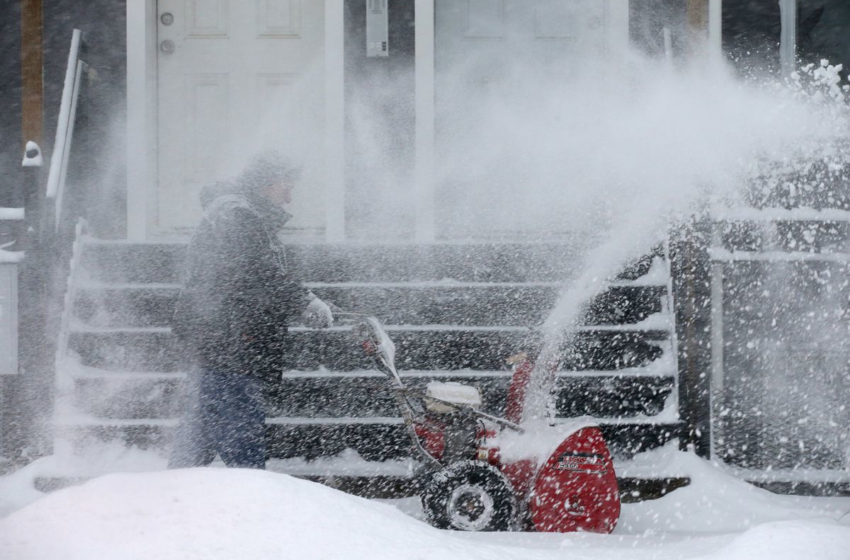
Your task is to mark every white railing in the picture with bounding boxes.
[52,218,89,456]
[45,29,86,232]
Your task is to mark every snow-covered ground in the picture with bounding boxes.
[1,447,849,560]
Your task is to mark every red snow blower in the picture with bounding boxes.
[350,315,621,533]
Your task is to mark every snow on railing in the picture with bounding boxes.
[0,208,25,221]
[712,206,850,223]
[22,140,43,168]
[45,29,86,232]
[0,242,25,264]
[710,248,850,262]
[53,218,89,433]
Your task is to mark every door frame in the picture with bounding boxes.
[126,0,157,240]
[126,0,346,241]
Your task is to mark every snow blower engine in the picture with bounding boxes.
[351,315,621,533]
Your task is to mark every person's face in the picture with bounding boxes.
[264,180,294,206]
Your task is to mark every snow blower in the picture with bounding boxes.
[349,315,621,533]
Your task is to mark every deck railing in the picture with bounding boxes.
[7,28,92,461]
[44,29,88,235]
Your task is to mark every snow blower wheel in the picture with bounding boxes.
[422,460,517,532]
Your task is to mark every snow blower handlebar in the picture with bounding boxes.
[335,311,443,468]
[334,312,524,470]
[337,312,525,433]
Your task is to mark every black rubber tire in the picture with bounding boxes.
[421,460,517,532]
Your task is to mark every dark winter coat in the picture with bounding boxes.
[172,182,311,380]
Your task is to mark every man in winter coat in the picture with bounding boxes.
[168,151,335,469]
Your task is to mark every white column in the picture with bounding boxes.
[708,0,722,61]
[709,224,724,458]
[324,0,346,242]
[126,0,157,240]
[414,0,435,242]
[779,0,797,77]
[607,0,629,56]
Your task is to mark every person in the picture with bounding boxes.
[168,151,335,469]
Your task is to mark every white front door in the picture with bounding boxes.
[155,0,326,236]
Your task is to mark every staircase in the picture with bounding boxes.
[50,235,681,485]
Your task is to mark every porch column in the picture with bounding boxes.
[688,0,722,60]
[414,0,435,242]
[779,0,797,77]
[126,0,157,240]
[607,0,629,56]
[708,0,722,60]
[21,0,43,148]
[325,0,345,242]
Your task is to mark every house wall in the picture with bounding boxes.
[0,2,23,212]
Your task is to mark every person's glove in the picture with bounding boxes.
[303,296,334,328]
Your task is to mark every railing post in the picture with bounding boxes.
[22,142,43,247]
[15,141,53,463]
[779,0,797,78]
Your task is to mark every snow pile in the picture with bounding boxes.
[2,465,850,560]
[0,469,459,560]
[710,521,850,560]
[0,444,167,518]
[0,465,46,521]
[618,445,850,534]
[493,418,593,465]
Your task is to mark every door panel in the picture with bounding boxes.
[156,0,325,236]
[257,0,301,36]
[183,73,229,185]
[185,0,228,37]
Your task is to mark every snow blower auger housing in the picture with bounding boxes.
[351,315,621,533]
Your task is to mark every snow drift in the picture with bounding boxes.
[2,465,850,560]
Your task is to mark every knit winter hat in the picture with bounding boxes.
[237,150,302,195]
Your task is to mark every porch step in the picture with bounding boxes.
[67,327,668,373]
[55,239,682,465]
[80,240,608,285]
[68,369,675,420]
[73,283,667,328]
[53,421,682,462]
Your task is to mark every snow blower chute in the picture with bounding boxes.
[350,315,621,533]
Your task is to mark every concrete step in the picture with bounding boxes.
[67,327,669,372]
[56,239,680,468]
[81,241,615,285]
[54,420,683,461]
[72,283,667,329]
[68,369,676,420]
